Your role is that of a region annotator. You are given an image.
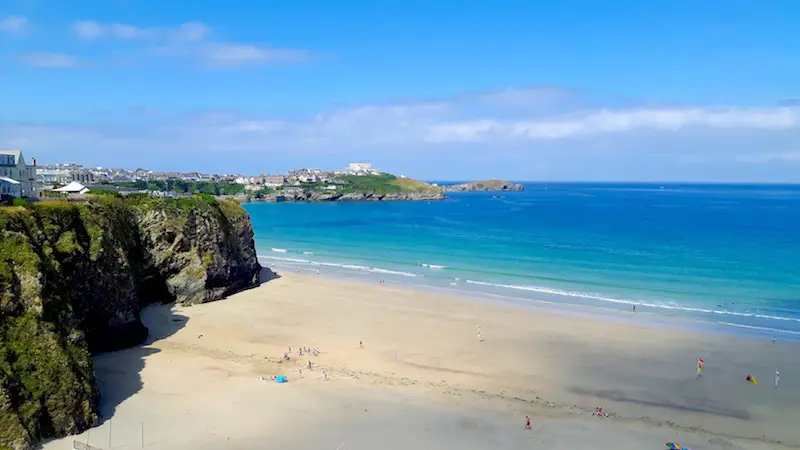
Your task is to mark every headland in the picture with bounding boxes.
[442,179,525,192]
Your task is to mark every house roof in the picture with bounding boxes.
[53,181,88,193]
[0,176,21,185]
[0,149,22,165]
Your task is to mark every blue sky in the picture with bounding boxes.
[1,0,799,181]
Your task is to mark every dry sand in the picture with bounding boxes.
[42,272,800,450]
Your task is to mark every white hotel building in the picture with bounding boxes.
[0,149,37,199]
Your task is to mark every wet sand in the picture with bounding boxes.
[42,272,800,449]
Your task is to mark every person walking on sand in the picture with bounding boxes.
[477,326,482,342]
[525,416,531,430]
[308,360,312,370]
[776,369,780,388]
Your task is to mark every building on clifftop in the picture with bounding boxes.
[0,149,38,199]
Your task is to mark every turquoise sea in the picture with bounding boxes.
[244,183,800,337]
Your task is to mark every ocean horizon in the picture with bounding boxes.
[245,182,800,338]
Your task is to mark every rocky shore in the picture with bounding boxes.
[0,196,266,449]
[246,190,445,203]
[442,180,524,192]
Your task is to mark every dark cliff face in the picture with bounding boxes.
[0,196,265,449]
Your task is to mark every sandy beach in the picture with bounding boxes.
[42,272,800,450]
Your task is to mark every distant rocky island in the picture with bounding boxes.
[442,180,524,192]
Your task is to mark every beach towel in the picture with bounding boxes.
[276,376,287,383]
[666,442,695,450]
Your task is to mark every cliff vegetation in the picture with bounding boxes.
[0,196,264,449]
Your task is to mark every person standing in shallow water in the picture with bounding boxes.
[525,416,531,429]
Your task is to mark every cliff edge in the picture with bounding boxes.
[442,180,524,192]
[0,196,265,449]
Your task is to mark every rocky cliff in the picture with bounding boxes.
[442,180,524,192]
[0,196,264,449]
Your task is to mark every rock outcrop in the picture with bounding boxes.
[442,180,524,192]
[253,191,445,202]
[0,196,264,449]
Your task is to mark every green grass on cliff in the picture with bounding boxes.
[332,173,442,195]
[108,180,246,196]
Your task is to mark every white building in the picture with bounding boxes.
[53,181,89,194]
[0,149,37,198]
[37,168,72,185]
[346,162,376,174]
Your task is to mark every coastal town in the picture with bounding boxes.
[1,148,522,203]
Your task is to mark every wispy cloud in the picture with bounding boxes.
[0,14,28,34]
[15,52,81,68]
[70,20,209,42]
[156,42,313,68]
[62,19,310,68]
[2,87,799,180]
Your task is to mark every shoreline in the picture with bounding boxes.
[42,270,799,450]
[258,255,800,343]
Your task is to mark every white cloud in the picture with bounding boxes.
[70,20,208,42]
[196,43,311,66]
[15,52,81,68]
[0,14,28,34]
[2,88,800,180]
[65,20,308,68]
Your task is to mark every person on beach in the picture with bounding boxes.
[697,358,704,375]
[360,340,363,348]
[775,369,780,388]
[477,326,482,342]
[324,371,328,381]
[308,360,312,369]
[525,416,531,429]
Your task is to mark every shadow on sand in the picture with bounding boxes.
[93,304,188,425]
[259,266,282,285]
[94,272,282,425]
